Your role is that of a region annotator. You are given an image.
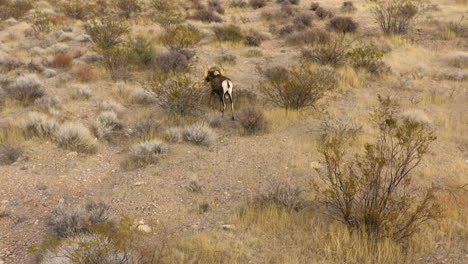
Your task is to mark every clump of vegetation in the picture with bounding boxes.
[315,7,334,19]
[182,124,216,146]
[213,24,244,42]
[0,0,33,19]
[150,74,206,116]
[52,53,73,68]
[286,29,331,46]
[150,0,186,28]
[341,1,357,13]
[116,0,142,19]
[56,122,98,154]
[346,46,385,73]
[132,119,163,139]
[84,18,130,50]
[159,24,202,50]
[238,107,269,135]
[252,182,308,211]
[92,111,123,139]
[372,0,419,34]
[125,140,168,169]
[216,54,237,65]
[191,8,223,23]
[310,2,320,11]
[74,64,95,82]
[71,84,92,99]
[316,96,440,242]
[208,0,225,14]
[328,16,358,34]
[24,112,59,138]
[277,0,300,4]
[61,0,94,20]
[35,96,62,111]
[0,143,23,165]
[244,30,267,46]
[230,0,248,8]
[165,127,184,143]
[30,11,51,34]
[249,0,267,9]
[101,47,133,80]
[259,65,337,110]
[5,74,44,104]
[46,201,112,239]
[292,13,313,30]
[126,35,156,66]
[302,35,352,66]
[152,50,191,73]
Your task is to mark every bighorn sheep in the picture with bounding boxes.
[204,66,234,120]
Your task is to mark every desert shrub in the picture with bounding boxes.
[182,124,215,146]
[71,84,92,99]
[449,51,468,68]
[150,0,186,28]
[258,65,337,110]
[245,49,264,57]
[238,107,269,135]
[277,0,300,4]
[346,46,385,73]
[150,74,205,116]
[126,36,156,66]
[132,119,163,139]
[286,29,330,45]
[278,25,296,36]
[46,201,112,239]
[74,64,95,82]
[0,51,21,71]
[116,0,142,18]
[372,0,419,34]
[213,24,244,42]
[84,18,130,50]
[216,54,237,65]
[24,112,59,138]
[159,24,202,50]
[56,122,98,154]
[152,50,191,73]
[208,0,225,14]
[315,7,334,19]
[0,88,5,110]
[165,127,184,143]
[252,182,308,211]
[0,144,23,165]
[244,30,267,46]
[302,35,352,66]
[310,2,320,11]
[93,111,123,139]
[249,0,267,9]
[230,0,248,8]
[319,116,362,142]
[101,47,132,80]
[52,53,73,68]
[125,140,168,168]
[35,96,62,110]
[445,18,467,38]
[191,8,223,23]
[100,100,125,113]
[30,11,51,34]
[61,0,94,20]
[328,16,358,34]
[316,96,440,242]
[5,74,44,104]
[341,1,357,13]
[0,0,33,19]
[292,13,313,30]
[131,88,157,104]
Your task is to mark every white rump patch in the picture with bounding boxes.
[222,80,233,95]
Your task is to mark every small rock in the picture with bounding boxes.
[43,69,57,78]
[134,182,144,186]
[137,224,152,233]
[6,18,18,26]
[221,224,236,231]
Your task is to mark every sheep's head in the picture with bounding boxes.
[204,66,224,82]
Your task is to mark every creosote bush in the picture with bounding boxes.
[244,30,267,46]
[258,65,337,110]
[328,16,358,34]
[61,0,94,20]
[302,35,352,66]
[125,140,168,169]
[316,96,440,242]
[213,24,244,42]
[84,18,130,50]
[46,201,112,239]
[126,35,156,66]
[372,0,419,34]
[292,13,313,30]
[159,24,202,50]
[249,0,267,9]
[150,74,205,116]
[346,46,385,73]
[315,7,334,19]
[116,0,142,19]
[191,8,223,23]
[238,107,269,135]
[56,122,98,154]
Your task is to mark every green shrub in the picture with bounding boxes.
[346,46,385,73]
[213,24,244,42]
[159,24,202,50]
[126,35,156,66]
[101,47,133,80]
[258,65,337,110]
[150,0,186,28]
[84,18,130,50]
[316,96,440,242]
[301,35,352,66]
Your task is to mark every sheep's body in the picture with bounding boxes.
[205,67,235,120]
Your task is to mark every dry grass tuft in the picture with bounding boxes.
[56,122,98,154]
[5,74,44,104]
[0,143,23,165]
[125,140,169,169]
[24,112,59,138]
[238,107,269,135]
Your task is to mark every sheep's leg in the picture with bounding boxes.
[227,92,234,120]
[221,94,226,117]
